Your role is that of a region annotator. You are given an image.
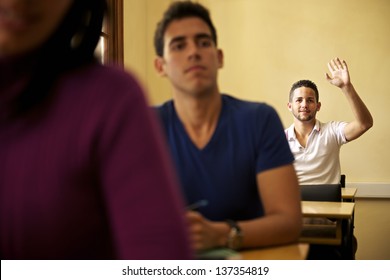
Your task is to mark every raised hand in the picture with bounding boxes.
[325,57,351,88]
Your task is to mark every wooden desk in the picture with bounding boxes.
[239,243,309,260]
[340,188,357,259]
[301,201,355,219]
[342,187,357,201]
[300,201,355,246]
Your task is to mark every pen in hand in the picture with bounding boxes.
[186,199,208,211]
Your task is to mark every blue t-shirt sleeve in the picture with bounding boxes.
[255,105,294,173]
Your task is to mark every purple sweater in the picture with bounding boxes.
[0,60,192,259]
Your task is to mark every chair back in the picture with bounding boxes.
[300,184,342,202]
[340,174,346,188]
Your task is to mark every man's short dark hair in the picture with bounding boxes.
[154,1,217,57]
[289,80,319,102]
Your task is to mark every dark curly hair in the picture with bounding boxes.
[289,80,319,102]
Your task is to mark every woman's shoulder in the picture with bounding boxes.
[61,63,147,101]
[77,63,143,89]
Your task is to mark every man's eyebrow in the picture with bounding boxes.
[195,33,213,40]
[168,33,213,46]
[168,36,186,47]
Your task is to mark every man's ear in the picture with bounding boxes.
[287,102,292,111]
[217,49,224,68]
[317,101,321,111]
[154,57,167,77]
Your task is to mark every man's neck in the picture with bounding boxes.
[293,119,316,147]
[174,90,222,149]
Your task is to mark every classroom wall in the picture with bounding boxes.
[123,0,390,259]
[354,198,390,260]
[124,0,390,183]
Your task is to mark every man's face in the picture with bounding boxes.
[154,17,223,97]
[288,86,321,122]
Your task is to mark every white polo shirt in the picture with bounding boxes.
[285,120,348,185]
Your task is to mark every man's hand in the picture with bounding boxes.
[325,57,351,89]
[186,211,228,252]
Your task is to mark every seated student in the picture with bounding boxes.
[286,58,373,185]
[285,58,373,259]
[153,1,302,253]
[0,0,191,259]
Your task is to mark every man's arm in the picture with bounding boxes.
[240,164,302,248]
[186,164,302,251]
[326,57,373,141]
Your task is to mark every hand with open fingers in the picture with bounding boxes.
[186,210,225,252]
[325,57,351,88]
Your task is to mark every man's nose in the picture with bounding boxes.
[187,41,201,59]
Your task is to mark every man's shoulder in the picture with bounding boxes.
[319,120,347,131]
[285,124,295,139]
[155,99,174,111]
[154,100,174,123]
[222,94,275,114]
[315,120,348,144]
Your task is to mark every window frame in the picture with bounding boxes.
[100,0,124,66]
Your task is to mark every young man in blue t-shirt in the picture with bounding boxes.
[153,1,302,253]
